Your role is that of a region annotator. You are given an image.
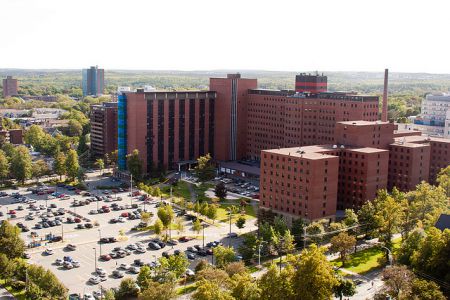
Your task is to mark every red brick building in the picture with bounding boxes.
[209,74,257,161]
[2,76,18,98]
[124,90,216,173]
[90,102,118,158]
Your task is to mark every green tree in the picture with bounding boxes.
[238,233,259,263]
[195,259,210,273]
[290,244,338,300]
[10,145,32,184]
[333,277,356,300]
[53,152,66,180]
[196,267,230,286]
[154,219,163,236]
[0,254,15,283]
[95,158,105,175]
[138,281,176,300]
[374,191,405,249]
[408,182,448,228]
[67,119,83,137]
[410,278,446,300]
[258,264,294,300]
[116,278,139,300]
[213,245,236,268]
[206,204,218,223]
[137,265,152,290]
[305,221,325,245]
[279,229,296,255]
[291,218,305,245]
[26,264,68,300]
[381,265,414,299]
[157,205,174,238]
[65,149,79,181]
[192,279,234,300]
[141,212,151,225]
[77,134,89,154]
[236,216,246,229]
[175,217,185,235]
[200,201,209,216]
[230,272,261,300]
[436,165,450,197]
[32,159,50,182]
[224,261,247,277]
[127,149,143,181]
[343,209,358,227]
[397,230,423,266]
[195,153,215,182]
[192,218,202,235]
[0,150,9,183]
[24,125,45,148]
[357,200,378,237]
[157,253,190,278]
[215,182,227,200]
[330,232,356,264]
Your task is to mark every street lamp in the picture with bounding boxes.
[228,208,232,247]
[93,247,97,271]
[61,223,64,242]
[258,241,268,267]
[202,224,206,248]
[98,229,102,257]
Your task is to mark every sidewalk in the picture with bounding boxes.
[0,285,14,300]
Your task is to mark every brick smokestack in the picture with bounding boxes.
[381,68,389,122]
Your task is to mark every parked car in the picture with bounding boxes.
[89,276,100,284]
[100,254,111,261]
[112,270,124,278]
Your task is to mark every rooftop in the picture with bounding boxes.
[338,120,391,126]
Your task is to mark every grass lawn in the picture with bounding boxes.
[177,283,197,295]
[0,279,26,300]
[168,181,192,200]
[216,204,256,223]
[332,246,385,274]
[246,265,260,273]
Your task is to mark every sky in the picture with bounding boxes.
[1,0,450,73]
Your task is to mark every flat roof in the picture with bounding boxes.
[218,161,260,176]
[338,120,390,126]
[263,145,338,160]
[346,147,389,153]
[390,142,430,148]
[395,135,450,144]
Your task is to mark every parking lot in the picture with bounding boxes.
[0,172,256,297]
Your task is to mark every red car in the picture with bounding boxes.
[75,189,81,195]
[103,209,110,213]
[131,191,141,197]
[121,212,129,217]
[102,205,109,209]
[100,254,111,261]
[178,236,193,242]
[8,210,16,215]
[58,194,66,198]
[37,191,45,195]
[74,218,81,223]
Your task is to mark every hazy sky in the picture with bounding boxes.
[1,0,450,73]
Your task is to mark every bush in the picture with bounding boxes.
[10,281,26,291]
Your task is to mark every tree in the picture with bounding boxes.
[343,209,358,227]
[230,272,261,300]
[206,204,218,223]
[279,229,296,255]
[258,264,294,300]
[103,290,116,300]
[224,261,247,277]
[32,159,50,182]
[175,217,184,235]
[305,221,325,245]
[141,212,151,225]
[152,186,162,198]
[127,149,143,181]
[138,281,176,300]
[65,149,79,181]
[67,119,83,137]
[357,200,378,237]
[26,264,68,299]
[291,218,305,245]
[157,205,174,238]
[154,219,163,236]
[236,216,246,229]
[116,278,139,300]
[95,158,105,175]
[192,279,234,300]
[215,182,227,200]
[408,182,447,228]
[192,218,202,235]
[77,134,89,154]
[137,265,152,290]
[397,230,423,266]
[410,278,446,300]
[333,277,356,300]
[436,165,450,197]
[195,153,215,182]
[24,125,45,148]
[157,253,190,278]
[196,267,230,286]
[195,259,210,273]
[200,201,209,216]
[10,145,32,184]
[0,221,25,259]
[238,233,259,263]
[381,265,414,299]
[290,244,338,300]
[330,232,356,264]
[213,245,236,268]
[374,190,405,249]
[0,150,9,183]
[53,152,66,180]
[0,254,14,283]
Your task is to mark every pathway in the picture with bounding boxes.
[0,286,14,300]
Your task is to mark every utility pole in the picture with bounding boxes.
[130,174,133,206]
[202,224,205,248]
[93,247,97,271]
[61,223,64,242]
[228,209,232,247]
[303,226,307,249]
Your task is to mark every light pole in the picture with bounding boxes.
[61,223,64,242]
[130,174,133,206]
[93,247,97,271]
[98,229,102,257]
[258,241,267,267]
[202,224,206,248]
[228,208,232,247]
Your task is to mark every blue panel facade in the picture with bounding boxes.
[118,93,127,170]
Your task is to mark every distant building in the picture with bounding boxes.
[415,93,450,126]
[2,76,18,98]
[82,66,104,97]
[90,102,118,158]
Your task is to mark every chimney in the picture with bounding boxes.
[381,68,388,122]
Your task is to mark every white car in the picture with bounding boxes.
[45,248,54,255]
[72,260,80,268]
[117,217,126,223]
[136,247,146,253]
[89,210,98,215]
[96,267,106,275]
[83,293,95,300]
[186,269,195,276]
[89,276,100,284]
[119,263,130,270]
